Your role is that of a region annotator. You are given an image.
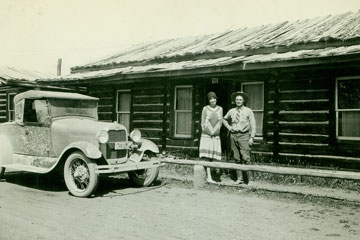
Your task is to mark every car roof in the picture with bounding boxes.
[14,90,99,104]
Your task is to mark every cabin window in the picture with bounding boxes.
[336,77,360,140]
[116,90,131,130]
[241,82,264,137]
[7,93,16,121]
[174,85,193,138]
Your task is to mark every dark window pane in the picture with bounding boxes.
[338,79,360,109]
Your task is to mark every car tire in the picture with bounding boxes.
[128,152,159,187]
[64,151,99,197]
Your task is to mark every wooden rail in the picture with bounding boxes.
[160,158,360,181]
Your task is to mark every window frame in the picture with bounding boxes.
[241,81,264,138]
[174,85,193,138]
[116,89,132,130]
[335,76,360,140]
[7,92,16,122]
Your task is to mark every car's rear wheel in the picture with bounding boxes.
[128,152,159,187]
[64,151,99,197]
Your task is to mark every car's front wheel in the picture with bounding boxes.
[64,151,99,197]
[128,152,159,187]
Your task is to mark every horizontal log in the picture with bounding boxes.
[132,112,163,120]
[88,86,114,94]
[133,88,163,96]
[140,129,162,138]
[279,79,328,91]
[161,158,360,180]
[279,101,329,111]
[133,104,166,112]
[132,121,163,128]
[89,91,113,98]
[267,134,328,144]
[268,123,328,134]
[251,144,273,152]
[133,96,163,104]
[268,112,329,122]
[98,106,113,112]
[98,113,113,121]
[280,91,328,101]
[98,98,113,105]
[279,144,360,158]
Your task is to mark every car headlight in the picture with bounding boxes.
[130,129,142,143]
[97,130,109,144]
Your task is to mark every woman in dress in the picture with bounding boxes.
[199,92,223,183]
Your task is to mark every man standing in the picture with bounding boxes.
[223,91,256,184]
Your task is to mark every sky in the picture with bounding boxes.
[1,0,360,76]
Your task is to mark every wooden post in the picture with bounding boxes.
[57,58,62,76]
[0,167,5,182]
[162,79,169,150]
[272,71,280,157]
[193,164,206,189]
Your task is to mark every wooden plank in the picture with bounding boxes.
[161,158,360,180]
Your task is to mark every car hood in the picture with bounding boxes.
[50,117,126,156]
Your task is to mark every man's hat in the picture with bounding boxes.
[231,91,248,104]
[207,91,218,100]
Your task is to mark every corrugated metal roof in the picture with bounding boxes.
[38,45,360,82]
[74,10,360,69]
[0,66,53,81]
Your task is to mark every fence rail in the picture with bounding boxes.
[161,158,360,181]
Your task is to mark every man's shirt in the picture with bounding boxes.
[223,106,256,138]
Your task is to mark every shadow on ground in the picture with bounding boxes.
[3,171,163,198]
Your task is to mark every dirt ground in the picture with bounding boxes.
[0,170,359,240]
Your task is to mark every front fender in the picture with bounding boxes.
[128,139,159,162]
[0,135,13,166]
[60,141,102,160]
[139,139,159,154]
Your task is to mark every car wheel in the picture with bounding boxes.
[64,151,99,197]
[128,152,159,187]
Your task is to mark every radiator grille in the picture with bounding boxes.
[100,130,127,160]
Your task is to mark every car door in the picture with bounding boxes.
[12,99,51,157]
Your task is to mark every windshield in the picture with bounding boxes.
[49,99,98,119]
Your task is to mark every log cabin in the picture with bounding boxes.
[37,11,360,169]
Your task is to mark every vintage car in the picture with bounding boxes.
[0,90,160,197]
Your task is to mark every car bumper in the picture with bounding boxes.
[95,159,161,174]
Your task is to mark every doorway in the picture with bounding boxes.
[204,83,230,158]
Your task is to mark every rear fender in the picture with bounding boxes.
[60,141,102,160]
[0,135,13,166]
[128,139,159,162]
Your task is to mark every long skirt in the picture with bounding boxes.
[199,134,222,161]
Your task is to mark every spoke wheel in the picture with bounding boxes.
[128,152,159,187]
[64,151,99,197]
